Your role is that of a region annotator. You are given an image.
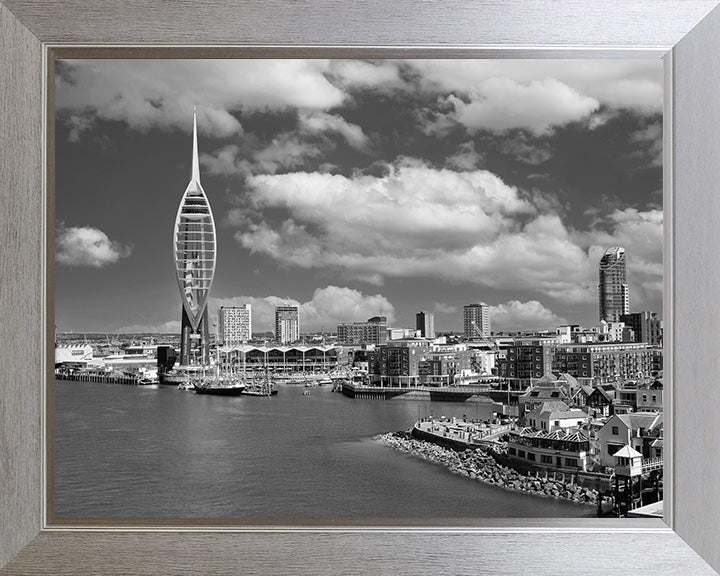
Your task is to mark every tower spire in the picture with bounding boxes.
[192,105,200,183]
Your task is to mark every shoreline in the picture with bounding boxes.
[376,431,598,507]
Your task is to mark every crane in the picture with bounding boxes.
[470,320,499,351]
[470,320,510,404]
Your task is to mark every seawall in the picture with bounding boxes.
[376,431,598,506]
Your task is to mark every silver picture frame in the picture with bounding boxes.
[2,1,720,574]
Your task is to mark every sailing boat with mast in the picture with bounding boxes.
[242,352,278,396]
[193,314,245,396]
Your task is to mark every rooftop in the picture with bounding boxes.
[512,427,589,443]
[616,412,663,432]
[613,445,643,459]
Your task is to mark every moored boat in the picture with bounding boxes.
[138,377,159,386]
[190,362,245,396]
[241,365,278,396]
[242,385,278,397]
[194,382,245,396]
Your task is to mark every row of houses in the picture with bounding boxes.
[518,373,663,418]
[506,401,663,474]
[501,373,664,474]
[497,340,663,387]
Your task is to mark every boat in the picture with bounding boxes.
[241,365,278,396]
[193,370,245,395]
[194,382,245,396]
[191,361,245,396]
[138,377,159,386]
[161,370,186,385]
[242,385,278,397]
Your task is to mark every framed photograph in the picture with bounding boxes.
[2,1,720,575]
[49,54,668,525]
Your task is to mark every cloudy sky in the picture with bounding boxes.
[54,59,662,335]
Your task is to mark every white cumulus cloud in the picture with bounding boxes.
[56,59,662,142]
[56,226,132,267]
[234,161,599,301]
[208,286,395,333]
[328,60,404,90]
[299,111,369,149]
[404,59,661,134]
[448,78,599,135]
[240,159,536,255]
[56,59,347,139]
[230,161,663,312]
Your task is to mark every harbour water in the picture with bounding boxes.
[54,379,593,519]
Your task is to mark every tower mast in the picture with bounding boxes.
[174,107,217,367]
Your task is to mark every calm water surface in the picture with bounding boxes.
[54,380,593,519]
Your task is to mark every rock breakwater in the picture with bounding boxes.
[376,431,597,506]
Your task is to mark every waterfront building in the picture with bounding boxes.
[336,316,388,345]
[463,303,490,339]
[275,305,299,344]
[418,346,473,386]
[496,339,556,390]
[506,428,591,472]
[174,109,216,366]
[598,246,630,322]
[367,339,431,387]
[416,311,435,339]
[552,342,654,383]
[620,311,663,346]
[55,344,94,364]
[596,412,663,467]
[219,344,340,374]
[466,347,497,375]
[219,305,252,344]
[525,401,589,433]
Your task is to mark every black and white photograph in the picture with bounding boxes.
[53,58,664,520]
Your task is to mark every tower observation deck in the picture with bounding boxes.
[174,108,216,366]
